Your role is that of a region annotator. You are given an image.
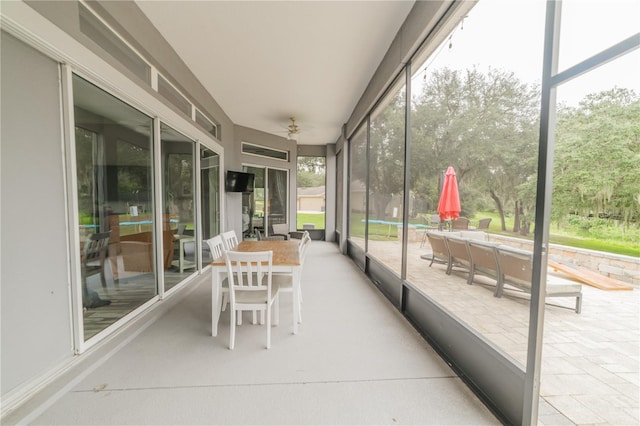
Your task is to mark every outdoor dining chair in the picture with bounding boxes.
[420,214,445,247]
[451,217,470,230]
[205,235,229,311]
[477,218,492,230]
[221,230,239,250]
[224,250,280,349]
[272,232,311,324]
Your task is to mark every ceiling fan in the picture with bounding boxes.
[285,117,300,141]
[274,116,311,141]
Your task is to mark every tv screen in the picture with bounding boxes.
[225,170,255,193]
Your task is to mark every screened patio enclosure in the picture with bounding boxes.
[1,1,638,425]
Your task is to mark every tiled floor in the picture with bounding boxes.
[5,242,499,425]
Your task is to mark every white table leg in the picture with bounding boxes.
[292,266,301,335]
[179,239,185,273]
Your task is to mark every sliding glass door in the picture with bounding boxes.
[73,74,157,341]
[296,156,326,231]
[161,123,197,291]
[201,146,220,261]
[73,73,223,343]
[267,168,288,230]
[242,165,288,238]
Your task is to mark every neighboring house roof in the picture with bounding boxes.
[349,180,366,193]
[297,186,325,197]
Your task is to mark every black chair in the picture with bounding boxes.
[269,223,291,240]
[82,232,111,308]
[256,229,285,241]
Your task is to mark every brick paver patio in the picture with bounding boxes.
[361,237,639,425]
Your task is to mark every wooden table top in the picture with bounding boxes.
[210,240,301,266]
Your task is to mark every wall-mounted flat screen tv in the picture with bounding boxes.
[225,170,255,193]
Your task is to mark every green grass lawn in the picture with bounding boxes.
[345,211,639,256]
[296,212,325,230]
[474,211,640,257]
[348,214,427,241]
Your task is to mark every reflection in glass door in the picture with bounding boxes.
[73,74,156,341]
[200,147,220,263]
[267,168,288,231]
[243,166,265,237]
[161,123,197,291]
[242,166,288,238]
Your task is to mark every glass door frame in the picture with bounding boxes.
[62,65,225,354]
[242,163,290,238]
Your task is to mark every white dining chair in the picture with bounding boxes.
[224,250,280,349]
[205,235,229,311]
[221,230,239,250]
[272,233,311,324]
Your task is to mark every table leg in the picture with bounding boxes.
[292,266,301,335]
[179,239,185,273]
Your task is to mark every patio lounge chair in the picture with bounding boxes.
[495,247,582,313]
[444,236,472,276]
[466,240,501,290]
[425,232,449,267]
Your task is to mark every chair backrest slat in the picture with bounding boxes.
[221,230,239,250]
[224,250,273,291]
[83,232,111,263]
[205,235,225,260]
[300,233,311,264]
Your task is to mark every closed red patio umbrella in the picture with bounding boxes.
[437,166,461,221]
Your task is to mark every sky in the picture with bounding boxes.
[412,0,639,107]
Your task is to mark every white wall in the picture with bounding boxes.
[1,31,74,396]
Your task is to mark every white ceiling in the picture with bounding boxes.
[135,1,415,145]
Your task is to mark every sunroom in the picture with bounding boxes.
[1,1,638,425]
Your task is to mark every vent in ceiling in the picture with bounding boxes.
[242,142,288,161]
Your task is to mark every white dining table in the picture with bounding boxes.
[209,240,302,336]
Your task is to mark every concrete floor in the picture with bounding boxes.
[6,242,499,425]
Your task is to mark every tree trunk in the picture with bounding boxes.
[489,189,506,231]
[373,194,392,220]
[513,201,521,233]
